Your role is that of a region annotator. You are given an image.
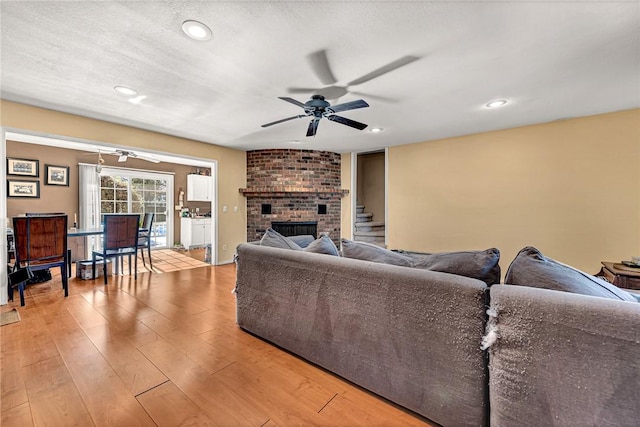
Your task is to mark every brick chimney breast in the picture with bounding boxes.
[241,149,347,243]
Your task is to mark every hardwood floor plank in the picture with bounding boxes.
[1,401,33,427]
[42,304,156,426]
[1,364,29,411]
[138,338,269,426]
[210,360,334,426]
[136,381,217,426]
[86,333,169,396]
[317,389,434,426]
[22,355,95,427]
[61,353,156,427]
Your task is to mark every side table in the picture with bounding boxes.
[598,262,640,291]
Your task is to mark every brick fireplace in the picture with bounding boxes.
[240,149,348,243]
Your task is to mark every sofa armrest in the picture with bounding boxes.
[487,285,640,426]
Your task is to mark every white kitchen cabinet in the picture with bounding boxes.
[186,174,213,201]
[180,217,212,249]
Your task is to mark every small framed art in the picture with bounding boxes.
[45,164,70,186]
[7,157,39,177]
[7,180,40,198]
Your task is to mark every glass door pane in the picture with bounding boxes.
[99,171,171,249]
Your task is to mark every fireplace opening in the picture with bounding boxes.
[271,221,318,238]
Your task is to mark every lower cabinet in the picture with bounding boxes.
[180,218,212,249]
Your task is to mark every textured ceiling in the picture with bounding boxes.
[1,1,638,153]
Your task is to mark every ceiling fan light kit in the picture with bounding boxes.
[262,95,369,137]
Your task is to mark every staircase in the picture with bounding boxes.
[354,205,386,247]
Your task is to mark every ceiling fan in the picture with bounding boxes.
[104,149,160,163]
[288,49,419,102]
[261,95,369,137]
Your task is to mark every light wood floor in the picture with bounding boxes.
[1,264,433,426]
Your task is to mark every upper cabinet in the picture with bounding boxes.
[187,174,213,202]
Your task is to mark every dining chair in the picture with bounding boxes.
[92,214,139,284]
[137,212,155,269]
[11,215,69,306]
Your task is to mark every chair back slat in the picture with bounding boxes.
[142,213,154,230]
[104,215,139,250]
[13,215,68,264]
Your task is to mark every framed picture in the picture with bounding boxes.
[7,157,39,177]
[45,164,70,186]
[7,180,40,198]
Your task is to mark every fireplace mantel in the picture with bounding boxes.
[240,188,349,198]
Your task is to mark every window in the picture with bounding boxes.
[99,168,173,248]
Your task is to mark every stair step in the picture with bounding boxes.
[354,225,386,233]
[354,221,385,229]
[356,212,373,219]
[356,205,365,214]
[354,230,386,237]
[353,235,386,245]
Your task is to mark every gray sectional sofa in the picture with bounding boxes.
[234,239,640,427]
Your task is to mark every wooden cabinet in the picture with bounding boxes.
[186,174,213,202]
[180,217,212,249]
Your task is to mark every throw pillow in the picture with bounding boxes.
[259,228,302,250]
[303,235,340,256]
[505,246,637,302]
[341,239,413,267]
[288,234,316,248]
[398,248,501,286]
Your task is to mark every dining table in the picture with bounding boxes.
[67,227,148,277]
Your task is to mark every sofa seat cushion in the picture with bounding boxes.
[505,246,637,302]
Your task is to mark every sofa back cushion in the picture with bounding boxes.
[303,235,340,256]
[341,239,413,266]
[505,246,637,302]
[399,248,501,286]
[341,239,501,285]
[260,228,302,250]
[288,234,315,248]
[261,228,339,256]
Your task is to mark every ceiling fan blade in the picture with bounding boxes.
[350,91,398,103]
[278,97,307,109]
[307,49,337,85]
[306,118,320,137]
[327,99,369,113]
[327,115,368,131]
[135,154,161,163]
[262,114,308,128]
[286,87,320,94]
[347,55,419,86]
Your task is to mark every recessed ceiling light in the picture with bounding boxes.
[486,99,508,108]
[114,86,138,96]
[289,140,301,144]
[370,127,384,133]
[182,20,212,41]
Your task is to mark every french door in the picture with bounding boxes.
[99,167,174,248]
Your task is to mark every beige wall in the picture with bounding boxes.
[356,151,385,223]
[1,100,247,263]
[341,153,352,240]
[387,108,640,276]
